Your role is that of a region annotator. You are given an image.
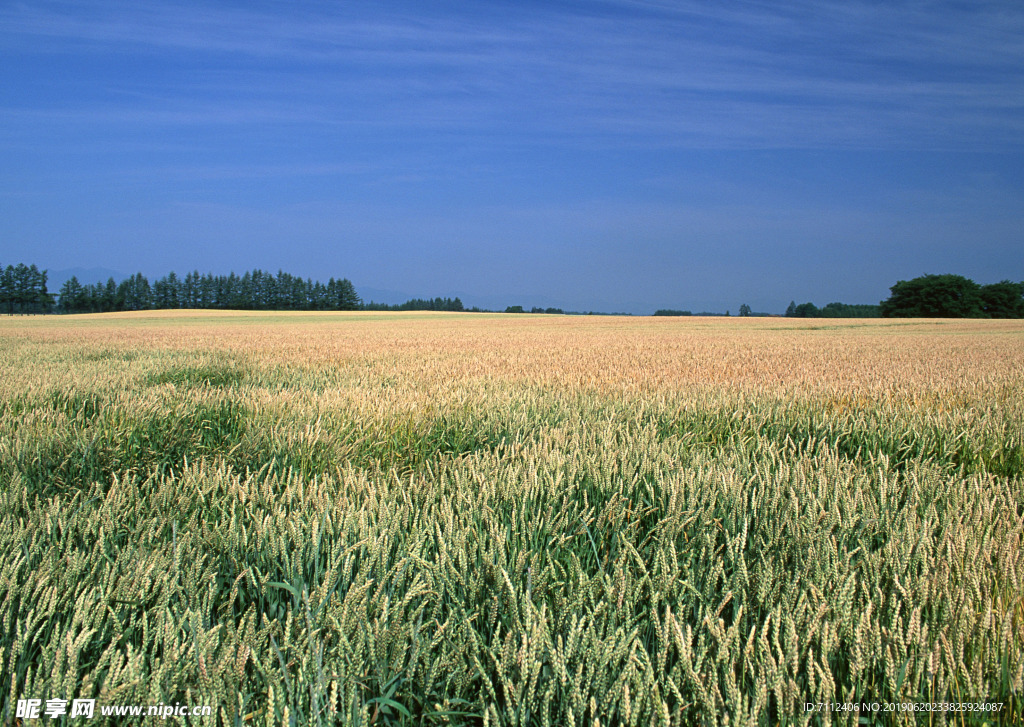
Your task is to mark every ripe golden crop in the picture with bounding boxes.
[1,311,1022,724]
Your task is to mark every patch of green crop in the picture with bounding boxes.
[145,362,248,388]
[5,399,250,494]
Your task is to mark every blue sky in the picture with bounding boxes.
[2,0,1022,313]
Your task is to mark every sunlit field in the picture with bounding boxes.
[2,311,1022,725]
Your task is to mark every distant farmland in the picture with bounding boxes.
[2,311,1022,724]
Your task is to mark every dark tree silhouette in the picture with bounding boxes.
[1,263,51,314]
[880,274,983,318]
[979,281,1024,318]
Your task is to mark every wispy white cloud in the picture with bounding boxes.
[2,0,1023,152]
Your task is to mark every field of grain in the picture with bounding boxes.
[1,311,1022,725]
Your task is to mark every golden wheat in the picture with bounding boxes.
[1,311,1022,725]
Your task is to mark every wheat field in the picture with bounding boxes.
[1,311,1022,725]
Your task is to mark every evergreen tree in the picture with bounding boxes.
[223,272,240,309]
[101,277,119,312]
[2,263,366,314]
[58,276,86,312]
[238,272,254,309]
[84,282,103,312]
[0,264,51,313]
[1,265,14,314]
[12,264,33,312]
[33,266,51,312]
[119,273,152,311]
[334,278,361,310]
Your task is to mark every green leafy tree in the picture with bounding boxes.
[739,303,751,317]
[979,280,1024,318]
[793,302,819,318]
[880,274,982,318]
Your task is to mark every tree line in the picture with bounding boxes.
[6,263,1023,318]
[879,274,1023,318]
[0,263,51,314]
[57,269,361,313]
[363,297,465,312]
[785,301,881,318]
[785,275,1023,319]
[1,264,362,314]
